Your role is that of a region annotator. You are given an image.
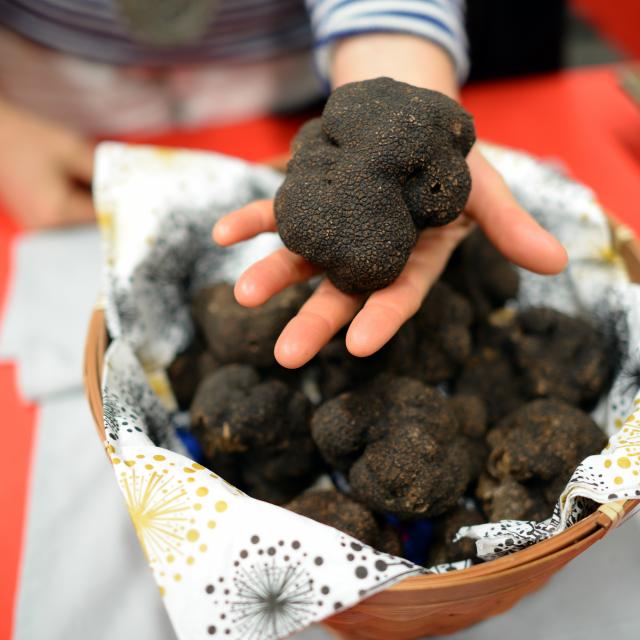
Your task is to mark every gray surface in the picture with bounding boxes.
[0,225,102,400]
[13,392,176,640]
[0,227,177,640]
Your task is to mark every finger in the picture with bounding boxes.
[66,138,95,185]
[24,184,94,230]
[346,219,472,357]
[213,200,276,246]
[466,147,568,275]
[234,247,319,307]
[275,279,362,368]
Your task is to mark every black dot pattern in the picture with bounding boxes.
[201,531,422,638]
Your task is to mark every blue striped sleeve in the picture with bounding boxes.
[305,0,469,86]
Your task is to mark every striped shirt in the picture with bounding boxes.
[0,0,469,82]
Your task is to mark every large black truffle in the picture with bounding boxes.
[275,77,475,293]
[190,364,311,453]
[311,375,473,519]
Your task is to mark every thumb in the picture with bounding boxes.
[465,147,568,275]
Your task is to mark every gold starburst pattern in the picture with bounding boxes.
[112,451,238,597]
[120,468,191,566]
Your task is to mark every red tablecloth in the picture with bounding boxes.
[1,64,639,640]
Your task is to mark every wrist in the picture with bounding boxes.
[0,99,18,142]
[330,33,459,101]
[0,96,14,120]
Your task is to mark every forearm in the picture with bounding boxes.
[330,33,459,100]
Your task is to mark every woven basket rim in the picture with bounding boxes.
[82,216,640,593]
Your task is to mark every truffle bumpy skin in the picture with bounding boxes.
[285,489,402,555]
[190,364,319,504]
[311,375,473,520]
[191,282,309,368]
[190,364,311,455]
[412,281,473,384]
[443,228,520,320]
[475,474,552,523]
[275,77,476,293]
[510,307,612,408]
[426,503,486,566]
[455,345,525,425]
[486,398,607,486]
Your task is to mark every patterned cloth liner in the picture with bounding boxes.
[94,141,640,639]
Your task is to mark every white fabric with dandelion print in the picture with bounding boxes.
[94,141,640,640]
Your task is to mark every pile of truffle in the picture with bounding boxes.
[168,228,611,567]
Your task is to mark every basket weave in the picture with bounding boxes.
[83,218,640,640]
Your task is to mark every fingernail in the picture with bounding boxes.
[234,278,256,303]
[212,221,226,243]
[275,337,308,369]
[532,224,566,256]
[514,221,568,273]
[346,324,374,358]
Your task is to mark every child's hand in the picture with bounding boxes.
[214,146,567,369]
[0,100,95,228]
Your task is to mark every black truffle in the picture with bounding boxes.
[449,394,488,441]
[455,346,525,425]
[190,364,310,453]
[167,340,218,409]
[449,394,489,481]
[190,364,319,504]
[191,282,309,368]
[242,442,320,505]
[472,306,520,351]
[315,322,416,399]
[443,228,519,319]
[311,376,473,519]
[475,474,551,522]
[487,398,607,487]
[412,282,473,384]
[315,281,471,398]
[509,307,611,408]
[275,77,475,293]
[426,503,486,566]
[285,489,402,555]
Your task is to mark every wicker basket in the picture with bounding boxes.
[83,218,640,640]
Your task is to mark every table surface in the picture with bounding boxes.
[1,64,639,640]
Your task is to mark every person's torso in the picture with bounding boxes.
[0,0,313,65]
